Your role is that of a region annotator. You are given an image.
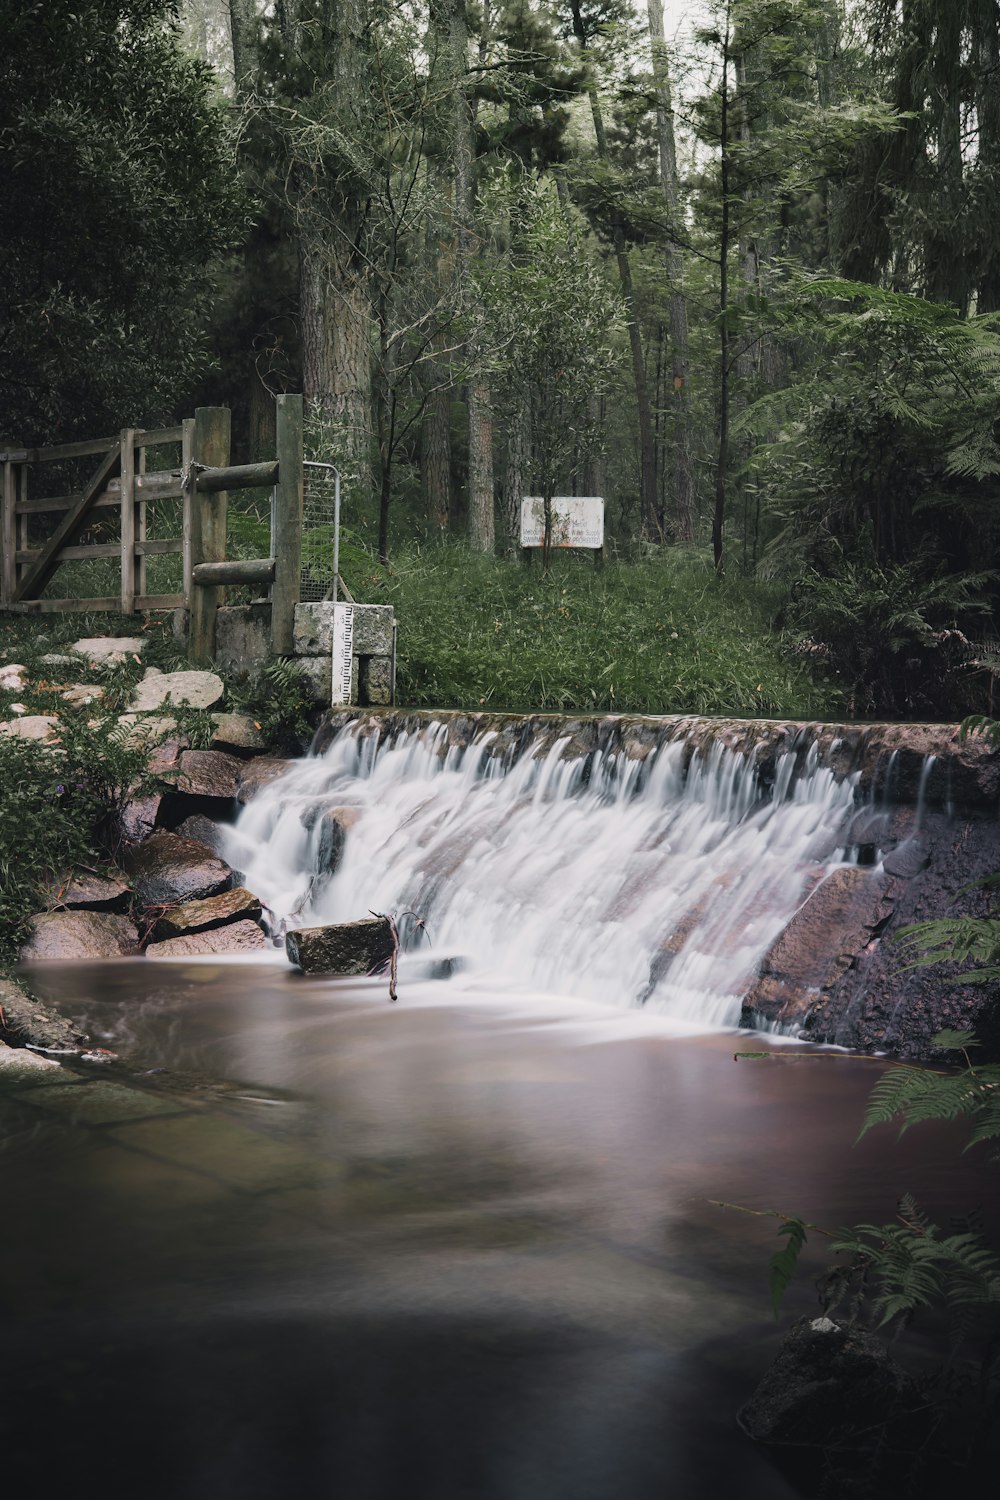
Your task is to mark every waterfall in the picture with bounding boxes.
[225,719,860,1029]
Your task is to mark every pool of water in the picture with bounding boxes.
[0,959,990,1497]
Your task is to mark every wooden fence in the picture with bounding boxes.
[0,395,303,665]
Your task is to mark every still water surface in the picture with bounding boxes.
[1,958,988,1498]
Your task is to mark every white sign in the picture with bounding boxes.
[331,603,354,706]
[520,496,604,550]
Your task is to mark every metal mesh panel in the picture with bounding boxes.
[300,460,340,602]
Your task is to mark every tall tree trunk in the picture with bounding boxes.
[448,0,494,553]
[647,0,695,543]
[569,0,658,543]
[227,0,254,86]
[503,390,529,548]
[976,0,1000,310]
[713,8,732,575]
[422,372,452,530]
[299,238,372,486]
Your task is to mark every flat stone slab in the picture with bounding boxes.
[0,663,27,690]
[236,757,296,803]
[124,830,236,907]
[0,1044,61,1077]
[177,749,242,799]
[210,713,267,753]
[154,887,262,940]
[0,715,59,741]
[47,870,132,912]
[145,920,268,958]
[39,653,79,668]
[71,636,146,664]
[19,910,138,962]
[286,916,395,976]
[130,667,224,712]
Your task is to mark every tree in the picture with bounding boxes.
[0,0,243,443]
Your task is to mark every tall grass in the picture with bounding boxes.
[367,542,840,718]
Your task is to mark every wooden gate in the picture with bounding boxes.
[0,395,304,665]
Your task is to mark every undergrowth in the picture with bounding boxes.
[358,541,840,718]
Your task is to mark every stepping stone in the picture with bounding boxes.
[62,683,105,709]
[71,636,146,664]
[130,667,224,712]
[0,715,59,741]
[0,663,27,690]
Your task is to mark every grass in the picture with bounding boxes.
[357,541,841,719]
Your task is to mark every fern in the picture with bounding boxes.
[831,1207,1000,1329]
[769,1218,809,1318]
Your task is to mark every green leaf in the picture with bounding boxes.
[768,1218,808,1318]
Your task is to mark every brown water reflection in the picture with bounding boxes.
[1,959,991,1499]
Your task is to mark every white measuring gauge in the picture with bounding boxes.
[331,602,354,705]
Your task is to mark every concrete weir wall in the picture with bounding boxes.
[213,601,395,708]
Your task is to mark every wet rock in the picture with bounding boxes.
[176,814,228,856]
[286,917,395,976]
[0,1043,61,1075]
[882,836,931,878]
[47,871,131,912]
[119,793,162,844]
[130,667,224,713]
[144,920,268,959]
[19,911,138,961]
[236,757,296,804]
[210,713,267,754]
[177,749,242,800]
[153,886,262,941]
[743,867,893,1030]
[740,1316,920,1466]
[311,807,361,876]
[0,715,59,741]
[124,831,236,908]
[71,636,146,665]
[0,976,87,1051]
[146,736,190,775]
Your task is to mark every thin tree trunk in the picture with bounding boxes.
[448,0,494,552]
[422,372,452,530]
[647,0,695,542]
[504,390,528,550]
[977,0,1000,310]
[300,238,371,486]
[570,0,658,542]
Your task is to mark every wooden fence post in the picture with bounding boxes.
[1,461,15,609]
[188,406,230,664]
[271,393,303,655]
[181,417,195,611]
[120,428,136,613]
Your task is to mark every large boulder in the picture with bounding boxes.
[286,917,395,976]
[124,831,235,908]
[19,911,138,962]
[119,793,163,845]
[144,920,268,959]
[176,814,228,856]
[154,887,262,941]
[210,713,267,754]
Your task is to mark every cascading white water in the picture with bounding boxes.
[225,722,859,1028]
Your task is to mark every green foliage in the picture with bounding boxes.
[895,918,1000,988]
[0,717,150,965]
[830,1195,1000,1329]
[225,656,314,749]
[859,1034,1000,1159]
[0,0,244,442]
[769,1217,809,1318]
[374,540,838,717]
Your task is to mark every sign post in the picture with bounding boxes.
[519,497,604,553]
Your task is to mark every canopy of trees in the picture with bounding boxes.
[5,0,1000,718]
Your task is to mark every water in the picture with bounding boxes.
[1,721,991,1495]
[227,722,857,1029]
[2,961,990,1498]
